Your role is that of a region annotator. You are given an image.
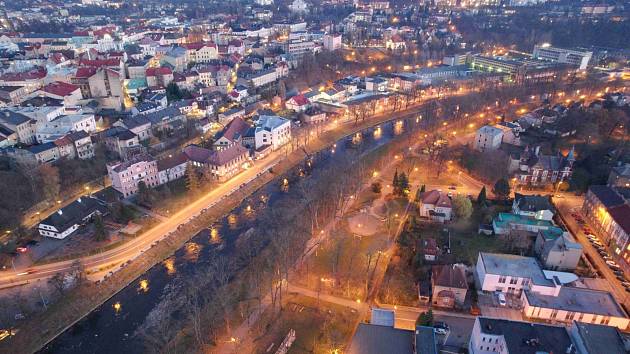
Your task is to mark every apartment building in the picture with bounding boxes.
[107,153,159,198]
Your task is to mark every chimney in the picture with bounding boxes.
[57,210,63,215]
[77,197,82,203]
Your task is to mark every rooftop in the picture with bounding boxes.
[476,317,573,354]
[479,252,553,286]
[588,185,625,208]
[572,321,628,354]
[524,286,627,318]
[347,323,413,354]
[514,193,553,213]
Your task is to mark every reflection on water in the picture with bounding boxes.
[394,120,404,135]
[138,279,149,293]
[281,178,289,192]
[184,242,202,262]
[374,126,381,139]
[227,213,239,228]
[163,257,176,275]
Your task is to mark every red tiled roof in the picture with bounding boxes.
[228,39,243,47]
[78,58,120,67]
[157,152,188,171]
[146,66,173,77]
[75,67,97,78]
[183,143,248,166]
[289,94,310,106]
[42,81,79,97]
[220,117,250,142]
[0,67,47,81]
[420,190,452,208]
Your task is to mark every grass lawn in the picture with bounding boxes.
[251,293,358,354]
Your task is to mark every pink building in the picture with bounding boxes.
[107,153,159,198]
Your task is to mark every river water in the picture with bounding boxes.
[40,114,428,353]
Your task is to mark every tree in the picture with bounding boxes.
[452,195,473,220]
[398,172,409,195]
[416,309,433,326]
[38,164,60,202]
[137,181,154,206]
[477,186,487,205]
[93,213,107,241]
[186,164,201,192]
[166,82,184,102]
[492,178,511,201]
[277,80,287,100]
[392,170,399,194]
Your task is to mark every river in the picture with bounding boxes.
[40,113,429,353]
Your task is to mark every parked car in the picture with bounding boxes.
[433,322,450,335]
[621,282,630,288]
[497,292,507,307]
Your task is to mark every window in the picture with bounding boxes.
[565,312,575,321]
[551,309,558,319]
[510,278,518,285]
[498,276,506,283]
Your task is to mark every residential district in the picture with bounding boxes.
[0,0,628,353]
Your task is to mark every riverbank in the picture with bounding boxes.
[2,104,427,354]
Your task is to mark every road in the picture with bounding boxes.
[553,196,630,307]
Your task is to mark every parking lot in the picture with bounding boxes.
[478,291,524,321]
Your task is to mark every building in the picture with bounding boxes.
[474,252,558,296]
[38,196,108,239]
[302,107,327,124]
[0,85,29,104]
[473,125,503,152]
[35,113,97,143]
[417,190,452,223]
[431,264,468,309]
[515,146,575,186]
[348,322,438,354]
[608,163,630,188]
[469,317,574,354]
[522,286,629,330]
[183,144,250,181]
[285,94,311,112]
[213,117,251,150]
[569,322,629,354]
[107,154,159,198]
[534,228,583,271]
[512,194,554,221]
[582,185,630,271]
[532,44,593,70]
[101,126,141,159]
[0,110,36,144]
[27,142,61,164]
[157,152,188,185]
[66,130,95,160]
[254,115,291,151]
[492,212,557,236]
[323,33,342,51]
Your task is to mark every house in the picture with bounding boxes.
[101,126,141,159]
[39,81,83,106]
[512,193,554,221]
[35,113,97,143]
[431,264,468,309]
[419,238,439,261]
[515,146,575,186]
[218,107,246,125]
[115,115,152,141]
[145,66,173,88]
[473,125,503,152]
[38,196,108,239]
[66,130,95,160]
[27,142,60,164]
[348,323,414,354]
[0,85,29,104]
[254,115,291,151]
[141,106,187,131]
[468,317,574,354]
[534,228,583,271]
[183,143,250,181]
[302,107,327,124]
[131,101,161,116]
[492,212,556,236]
[0,110,36,144]
[285,94,311,112]
[522,286,630,330]
[474,252,558,296]
[213,117,251,150]
[418,190,452,222]
[107,154,159,198]
[157,152,188,185]
[608,163,630,188]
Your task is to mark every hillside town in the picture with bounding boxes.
[0,0,629,353]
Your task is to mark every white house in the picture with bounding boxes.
[157,152,188,185]
[473,125,503,152]
[474,252,559,296]
[38,197,108,239]
[512,193,554,221]
[418,190,452,223]
[254,115,291,151]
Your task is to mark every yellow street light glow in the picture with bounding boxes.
[113,302,122,312]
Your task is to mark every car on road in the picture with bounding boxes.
[433,322,450,335]
[497,292,507,307]
[621,282,630,289]
[448,185,457,190]
[606,261,621,269]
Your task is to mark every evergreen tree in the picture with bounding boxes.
[420,184,426,193]
[477,186,487,205]
[416,309,434,326]
[186,164,200,192]
[399,172,409,195]
[392,170,400,195]
[93,214,107,241]
[493,178,511,201]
